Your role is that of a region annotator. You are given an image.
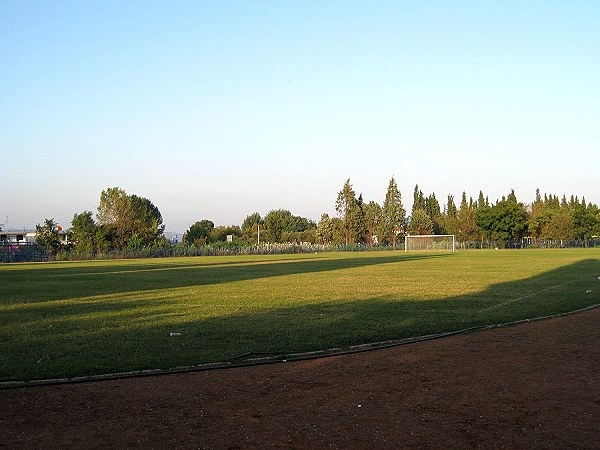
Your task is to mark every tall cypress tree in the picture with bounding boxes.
[412,184,425,213]
[425,193,443,234]
[335,179,361,245]
[381,177,406,249]
[446,195,458,219]
[444,194,458,235]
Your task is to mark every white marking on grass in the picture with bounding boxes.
[482,276,591,312]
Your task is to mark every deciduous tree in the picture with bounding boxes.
[184,220,215,245]
[129,194,165,245]
[542,208,574,241]
[407,209,434,235]
[571,201,599,240]
[96,187,165,249]
[241,212,262,233]
[316,213,334,244]
[211,225,242,242]
[476,192,527,243]
[70,211,99,252]
[35,218,63,252]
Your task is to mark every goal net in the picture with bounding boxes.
[405,235,455,252]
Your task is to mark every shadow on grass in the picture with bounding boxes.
[1,257,599,381]
[0,253,443,303]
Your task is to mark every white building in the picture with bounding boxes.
[0,230,69,245]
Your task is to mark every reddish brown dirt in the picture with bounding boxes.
[2,308,599,449]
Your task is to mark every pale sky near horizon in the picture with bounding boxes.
[2,1,598,232]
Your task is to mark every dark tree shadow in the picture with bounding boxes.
[1,256,598,381]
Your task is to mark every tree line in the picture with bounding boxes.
[36,187,166,253]
[33,181,600,253]
[187,177,599,248]
[315,178,600,247]
[328,178,600,244]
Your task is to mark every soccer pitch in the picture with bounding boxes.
[1,249,599,381]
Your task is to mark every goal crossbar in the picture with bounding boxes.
[405,235,455,252]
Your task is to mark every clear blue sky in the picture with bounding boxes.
[2,1,598,232]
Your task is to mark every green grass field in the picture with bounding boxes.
[1,249,599,381]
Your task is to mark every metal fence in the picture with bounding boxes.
[456,239,600,250]
[1,238,598,263]
[0,242,48,263]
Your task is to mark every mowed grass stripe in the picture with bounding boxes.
[1,250,599,381]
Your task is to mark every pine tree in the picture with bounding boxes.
[363,201,382,246]
[478,191,487,209]
[407,209,434,235]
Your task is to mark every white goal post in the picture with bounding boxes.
[405,235,455,252]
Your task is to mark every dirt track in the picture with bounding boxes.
[2,308,599,449]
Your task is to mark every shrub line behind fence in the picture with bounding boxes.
[1,239,599,263]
